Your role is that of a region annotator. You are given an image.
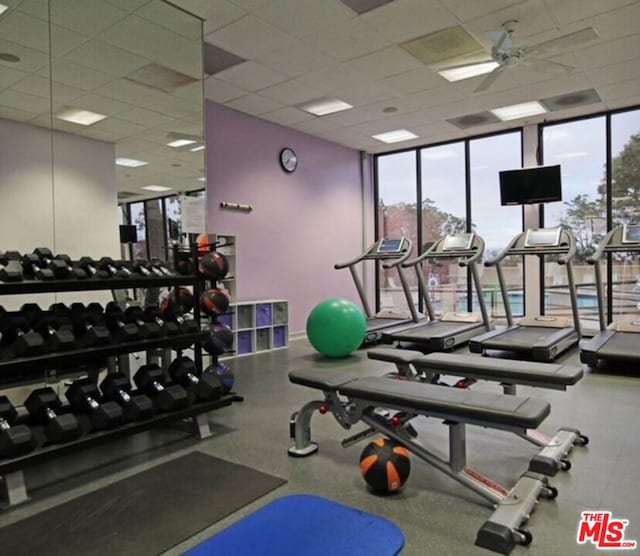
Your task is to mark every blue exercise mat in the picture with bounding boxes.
[183,494,405,556]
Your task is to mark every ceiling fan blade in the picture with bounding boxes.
[527,27,599,57]
[474,65,506,93]
[489,30,512,52]
[525,58,575,75]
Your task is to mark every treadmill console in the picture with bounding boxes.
[377,238,405,253]
[442,233,475,251]
[622,224,640,244]
[524,227,562,248]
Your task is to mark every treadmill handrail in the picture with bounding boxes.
[334,238,410,270]
[586,227,618,264]
[484,228,576,266]
[382,239,414,269]
[402,236,484,268]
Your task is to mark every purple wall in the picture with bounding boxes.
[206,101,373,334]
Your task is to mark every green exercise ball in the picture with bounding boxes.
[306,298,367,358]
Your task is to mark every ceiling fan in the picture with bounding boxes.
[448,20,599,93]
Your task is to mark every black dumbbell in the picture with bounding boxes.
[100,373,154,421]
[0,251,24,282]
[159,303,200,335]
[78,256,110,279]
[66,378,124,431]
[0,308,45,357]
[21,253,55,280]
[33,247,71,279]
[144,307,179,336]
[98,257,129,278]
[0,395,36,457]
[21,303,76,352]
[150,258,173,276]
[24,387,81,444]
[104,303,138,342]
[133,364,189,412]
[132,260,157,277]
[169,356,222,401]
[124,306,161,339]
[56,254,89,279]
[67,303,111,347]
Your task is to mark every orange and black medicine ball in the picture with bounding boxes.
[359,438,411,494]
[199,252,229,281]
[200,288,230,317]
[160,287,195,315]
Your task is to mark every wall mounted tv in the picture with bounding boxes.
[499,164,562,206]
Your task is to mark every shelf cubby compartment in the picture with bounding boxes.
[273,326,288,349]
[255,328,271,351]
[273,302,288,325]
[236,304,254,330]
[256,303,272,327]
[236,330,254,355]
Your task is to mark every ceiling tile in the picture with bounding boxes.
[217,61,288,91]
[345,46,424,80]
[16,0,50,21]
[136,0,202,40]
[0,104,38,122]
[291,117,344,134]
[574,35,640,71]
[0,10,51,53]
[50,0,128,36]
[360,0,458,43]
[66,93,132,117]
[47,60,114,91]
[228,0,271,10]
[405,85,466,109]
[379,67,446,94]
[260,106,315,125]
[91,117,148,138]
[118,107,175,127]
[440,0,527,23]
[255,0,353,39]
[258,79,320,105]
[204,77,247,102]
[319,127,378,149]
[0,65,29,89]
[201,1,246,34]
[586,58,640,87]
[103,0,154,12]
[205,15,298,59]
[545,0,639,25]
[583,1,640,41]
[254,40,334,77]
[597,80,640,102]
[301,18,390,61]
[12,75,82,103]
[321,106,382,127]
[50,24,87,57]
[0,40,49,73]
[225,94,283,115]
[0,88,51,113]
[64,40,149,78]
[334,81,397,106]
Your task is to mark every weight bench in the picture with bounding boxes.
[367,348,588,475]
[288,368,559,554]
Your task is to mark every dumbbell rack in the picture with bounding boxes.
[0,250,241,508]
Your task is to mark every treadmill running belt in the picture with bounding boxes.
[481,327,571,350]
[388,321,482,341]
[598,332,640,362]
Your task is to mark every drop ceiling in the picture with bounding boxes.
[174,0,640,153]
[1,0,639,203]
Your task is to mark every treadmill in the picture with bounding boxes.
[580,224,640,367]
[335,237,421,344]
[469,227,581,362]
[382,232,493,350]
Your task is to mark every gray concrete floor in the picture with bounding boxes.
[0,339,638,556]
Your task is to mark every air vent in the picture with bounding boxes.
[540,88,601,112]
[204,42,246,76]
[400,26,485,66]
[447,111,500,129]
[117,191,138,199]
[126,63,199,93]
[339,0,394,14]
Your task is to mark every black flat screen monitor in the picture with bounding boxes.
[500,165,562,205]
[622,224,640,244]
[377,238,404,253]
[524,228,562,248]
[443,233,474,251]
[119,224,137,243]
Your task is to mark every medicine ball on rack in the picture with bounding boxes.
[202,323,233,356]
[174,251,194,276]
[200,288,230,317]
[205,362,235,394]
[359,437,411,494]
[199,251,229,281]
[196,234,210,256]
[160,287,195,315]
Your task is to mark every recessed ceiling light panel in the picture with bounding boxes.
[54,107,107,126]
[116,157,148,167]
[167,139,197,148]
[141,185,172,192]
[0,4,8,16]
[372,129,419,144]
[189,145,205,152]
[491,101,547,121]
[438,61,500,82]
[298,97,353,116]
